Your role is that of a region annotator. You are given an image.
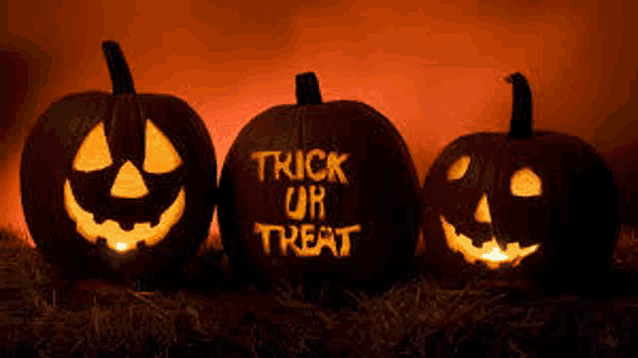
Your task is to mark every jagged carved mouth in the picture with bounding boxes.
[63,179,185,253]
[440,215,539,269]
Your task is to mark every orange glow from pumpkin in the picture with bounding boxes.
[440,215,540,269]
[510,167,542,197]
[438,189,541,268]
[2,0,637,249]
[63,180,186,252]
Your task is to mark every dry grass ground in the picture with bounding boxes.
[2,226,638,357]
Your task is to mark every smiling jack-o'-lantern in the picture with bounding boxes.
[419,73,620,289]
[20,41,217,285]
[218,72,420,291]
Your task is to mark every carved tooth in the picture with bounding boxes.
[119,221,135,231]
[136,240,147,251]
[150,217,160,228]
[93,213,107,224]
[96,237,108,250]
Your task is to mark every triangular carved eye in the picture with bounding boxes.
[73,122,113,172]
[447,155,471,181]
[143,120,182,173]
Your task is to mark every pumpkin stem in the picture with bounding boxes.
[295,72,323,105]
[506,72,532,139]
[102,41,136,95]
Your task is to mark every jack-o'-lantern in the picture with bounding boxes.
[20,41,217,285]
[419,72,620,290]
[218,72,420,291]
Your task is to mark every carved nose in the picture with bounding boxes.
[110,161,149,198]
[474,194,492,224]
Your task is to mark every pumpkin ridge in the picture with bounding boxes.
[294,104,305,151]
[356,101,420,189]
[107,95,145,163]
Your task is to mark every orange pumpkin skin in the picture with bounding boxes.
[218,72,420,291]
[419,73,620,291]
[20,41,217,287]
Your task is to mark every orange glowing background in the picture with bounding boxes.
[2,0,637,250]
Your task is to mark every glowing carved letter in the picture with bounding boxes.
[305,149,327,182]
[279,225,300,255]
[251,151,279,182]
[286,186,307,220]
[327,152,350,183]
[295,150,304,180]
[255,222,285,255]
[309,185,326,220]
[334,224,360,256]
[299,224,317,256]
[274,151,294,180]
[316,226,339,256]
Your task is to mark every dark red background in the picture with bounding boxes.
[2,0,636,249]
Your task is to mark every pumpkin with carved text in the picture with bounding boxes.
[218,72,420,291]
[20,41,217,286]
[419,73,620,291]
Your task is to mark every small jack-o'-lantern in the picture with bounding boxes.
[218,72,420,290]
[20,41,217,285]
[419,73,620,289]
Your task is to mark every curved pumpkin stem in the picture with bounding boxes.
[506,72,532,139]
[102,41,136,95]
[295,72,323,105]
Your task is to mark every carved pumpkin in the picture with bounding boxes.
[419,72,620,289]
[218,72,419,290]
[20,41,217,285]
